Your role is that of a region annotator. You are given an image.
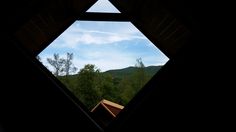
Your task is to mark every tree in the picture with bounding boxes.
[63,52,77,76]
[76,64,102,110]
[133,58,147,91]
[135,58,145,68]
[47,53,64,76]
[117,58,148,105]
[99,74,119,103]
[119,76,133,105]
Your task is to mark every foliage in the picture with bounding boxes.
[45,54,162,110]
[76,64,102,109]
[132,58,148,92]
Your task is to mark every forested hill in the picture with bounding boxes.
[57,65,163,109]
[104,65,162,78]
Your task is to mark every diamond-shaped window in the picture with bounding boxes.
[38,20,168,112]
[36,0,169,128]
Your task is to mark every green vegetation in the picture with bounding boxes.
[44,54,162,110]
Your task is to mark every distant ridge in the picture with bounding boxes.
[104,65,163,78]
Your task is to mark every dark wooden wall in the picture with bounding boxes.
[0,0,227,132]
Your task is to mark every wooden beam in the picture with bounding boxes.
[78,12,129,21]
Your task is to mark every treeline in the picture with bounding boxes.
[39,53,157,110]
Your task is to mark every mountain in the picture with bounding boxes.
[103,65,163,78]
[57,65,163,108]
[59,65,163,79]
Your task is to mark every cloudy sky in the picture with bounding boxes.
[38,0,169,72]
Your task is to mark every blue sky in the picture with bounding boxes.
[38,0,169,72]
[87,0,121,13]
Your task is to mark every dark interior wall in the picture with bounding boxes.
[110,0,191,58]
[0,0,227,132]
[1,0,97,56]
[0,37,102,132]
[0,0,102,132]
[106,0,224,131]
[13,0,98,56]
[106,37,208,131]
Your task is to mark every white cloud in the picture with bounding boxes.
[73,52,135,72]
[50,22,146,48]
[39,48,136,72]
[142,55,169,66]
[39,51,169,74]
[39,21,169,73]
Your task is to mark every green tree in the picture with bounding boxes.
[119,58,148,105]
[76,64,102,110]
[119,76,133,105]
[47,53,64,76]
[99,74,119,103]
[133,58,147,92]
